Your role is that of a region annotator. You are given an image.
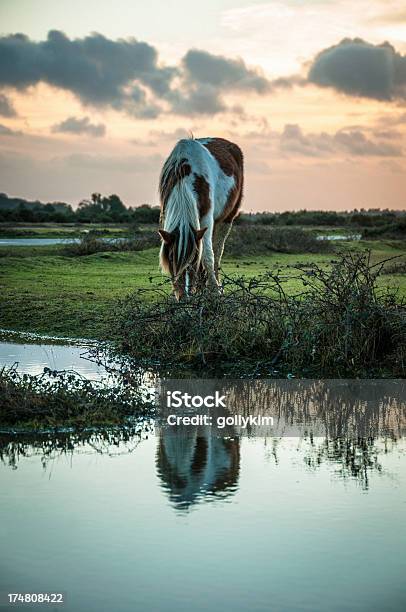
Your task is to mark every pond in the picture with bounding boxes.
[0,234,362,247]
[0,338,106,380]
[0,236,130,247]
[316,233,362,241]
[1,342,406,612]
[0,238,77,246]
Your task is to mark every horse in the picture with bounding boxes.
[156,424,240,511]
[158,137,244,299]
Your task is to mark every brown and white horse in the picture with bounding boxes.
[158,137,243,299]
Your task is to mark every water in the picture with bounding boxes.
[0,238,76,246]
[316,233,362,241]
[0,339,106,380]
[1,428,405,612]
[0,234,361,247]
[1,342,406,611]
[0,237,125,246]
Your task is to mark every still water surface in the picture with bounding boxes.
[1,341,405,611]
[0,234,361,246]
[1,430,405,612]
[0,339,105,380]
[0,238,76,246]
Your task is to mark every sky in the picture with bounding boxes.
[0,0,405,212]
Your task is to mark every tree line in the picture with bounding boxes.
[0,192,160,224]
[0,192,404,226]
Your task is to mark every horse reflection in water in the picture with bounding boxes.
[156,425,240,511]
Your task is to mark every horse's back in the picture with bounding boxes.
[197,137,243,176]
[198,138,244,222]
[160,137,243,223]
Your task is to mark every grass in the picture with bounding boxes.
[0,230,405,340]
[0,248,159,337]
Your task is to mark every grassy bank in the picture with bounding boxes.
[0,227,405,340]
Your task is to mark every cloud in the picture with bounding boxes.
[171,49,271,115]
[280,124,335,157]
[182,49,269,93]
[376,112,406,127]
[0,31,273,119]
[368,8,406,25]
[308,38,406,101]
[0,93,16,117]
[334,129,402,156]
[0,123,21,136]
[2,30,406,122]
[171,84,227,116]
[0,30,171,118]
[61,152,163,173]
[52,116,106,137]
[279,123,403,158]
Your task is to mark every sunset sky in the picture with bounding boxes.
[0,0,405,211]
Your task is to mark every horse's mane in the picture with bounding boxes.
[159,140,202,275]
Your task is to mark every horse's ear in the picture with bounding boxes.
[158,229,174,244]
[194,227,207,242]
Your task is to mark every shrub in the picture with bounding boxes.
[0,366,154,427]
[225,225,332,256]
[113,252,406,377]
[362,219,406,239]
[65,230,159,256]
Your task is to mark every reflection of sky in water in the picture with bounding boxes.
[1,434,405,612]
[0,341,106,380]
[1,346,405,610]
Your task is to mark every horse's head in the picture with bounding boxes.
[159,226,207,300]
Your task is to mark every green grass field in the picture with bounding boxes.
[1,234,405,340]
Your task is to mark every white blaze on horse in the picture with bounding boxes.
[158,137,244,299]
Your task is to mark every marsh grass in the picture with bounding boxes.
[114,252,406,377]
[0,365,154,427]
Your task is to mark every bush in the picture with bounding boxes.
[65,230,159,256]
[225,225,332,256]
[113,252,406,377]
[362,219,406,239]
[383,258,406,275]
[0,365,153,427]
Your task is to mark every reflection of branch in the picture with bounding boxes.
[302,436,391,491]
[0,421,153,470]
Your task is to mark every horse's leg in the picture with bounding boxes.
[200,220,219,291]
[213,221,233,283]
